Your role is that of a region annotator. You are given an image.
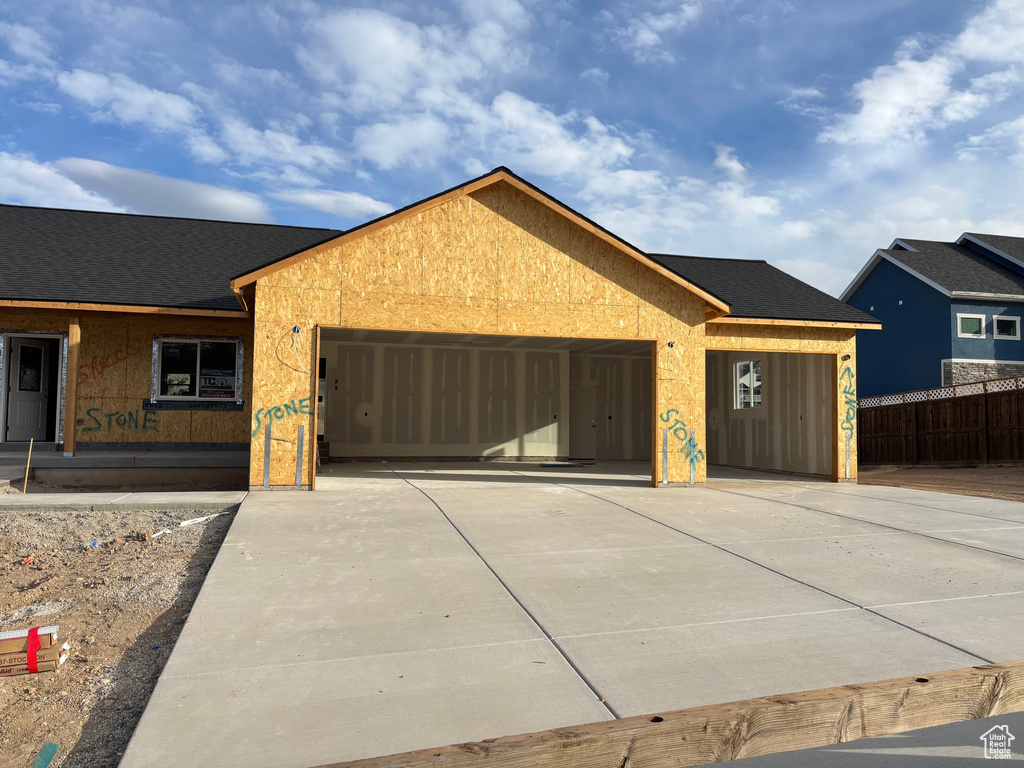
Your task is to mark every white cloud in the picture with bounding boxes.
[271,189,392,220]
[22,101,61,114]
[778,220,817,240]
[297,9,482,112]
[580,67,610,84]
[56,158,273,222]
[0,22,55,66]
[0,152,119,210]
[712,144,748,183]
[822,0,1024,146]
[613,2,702,64]
[821,51,958,145]
[354,115,450,170]
[482,92,634,177]
[57,69,197,132]
[218,116,344,171]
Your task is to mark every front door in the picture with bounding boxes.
[6,338,49,442]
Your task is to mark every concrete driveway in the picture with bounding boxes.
[121,463,1024,768]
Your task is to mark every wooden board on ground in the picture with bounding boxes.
[314,660,1024,768]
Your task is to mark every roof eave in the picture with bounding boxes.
[707,316,881,331]
[0,298,250,318]
[950,291,1024,302]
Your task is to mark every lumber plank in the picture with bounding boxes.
[312,660,1024,768]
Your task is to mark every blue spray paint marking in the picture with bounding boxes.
[840,366,856,440]
[658,409,706,463]
[251,398,313,438]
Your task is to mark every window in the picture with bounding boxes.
[957,313,986,339]
[994,315,1021,341]
[155,337,241,400]
[735,360,762,409]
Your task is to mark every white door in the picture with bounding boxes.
[569,384,597,459]
[6,338,49,442]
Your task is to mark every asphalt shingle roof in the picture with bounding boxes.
[888,239,1024,296]
[965,233,1024,266]
[650,254,878,324]
[0,204,341,312]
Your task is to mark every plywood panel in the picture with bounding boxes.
[77,318,130,399]
[494,186,573,304]
[421,195,498,299]
[342,216,423,295]
[342,292,499,334]
[0,313,69,333]
[570,231,640,306]
[495,302,638,339]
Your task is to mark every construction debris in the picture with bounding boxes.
[0,626,71,678]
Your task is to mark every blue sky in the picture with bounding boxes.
[2,0,1023,296]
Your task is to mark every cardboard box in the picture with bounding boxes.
[0,639,70,668]
[0,626,58,655]
[0,655,67,677]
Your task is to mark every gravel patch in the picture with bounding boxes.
[0,505,237,768]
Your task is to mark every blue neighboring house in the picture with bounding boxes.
[842,233,1024,398]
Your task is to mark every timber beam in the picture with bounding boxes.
[313,660,1024,768]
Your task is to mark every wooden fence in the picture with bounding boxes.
[858,375,1024,465]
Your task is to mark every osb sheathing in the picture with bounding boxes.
[706,322,859,479]
[1,311,252,446]
[250,180,852,486]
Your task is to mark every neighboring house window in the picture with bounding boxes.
[994,315,1021,341]
[957,313,986,339]
[155,337,242,400]
[735,360,762,409]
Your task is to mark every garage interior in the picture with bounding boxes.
[318,328,653,465]
[705,350,834,477]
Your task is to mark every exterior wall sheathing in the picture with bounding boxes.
[250,181,706,487]
[1,309,252,448]
[705,322,859,480]
[249,181,860,488]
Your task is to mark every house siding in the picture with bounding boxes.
[847,258,950,397]
[949,299,1024,361]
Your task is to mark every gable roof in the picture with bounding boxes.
[962,232,1024,267]
[651,254,879,326]
[842,236,1024,302]
[0,204,340,314]
[230,166,734,318]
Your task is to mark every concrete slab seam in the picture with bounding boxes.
[381,462,621,720]
[715,487,1024,566]
[497,467,995,666]
[812,484,1024,528]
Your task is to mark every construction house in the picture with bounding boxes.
[0,167,878,488]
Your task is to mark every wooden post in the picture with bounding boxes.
[979,393,989,465]
[910,403,918,465]
[310,660,1024,768]
[63,317,80,456]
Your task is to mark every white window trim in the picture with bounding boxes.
[152,336,244,403]
[733,359,762,410]
[993,315,1021,341]
[956,313,987,339]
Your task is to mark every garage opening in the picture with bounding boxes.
[318,329,652,466]
[705,350,834,477]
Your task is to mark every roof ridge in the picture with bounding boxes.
[0,201,342,233]
[650,252,769,264]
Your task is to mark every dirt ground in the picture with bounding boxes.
[0,504,237,768]
[859,464,1024,502]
